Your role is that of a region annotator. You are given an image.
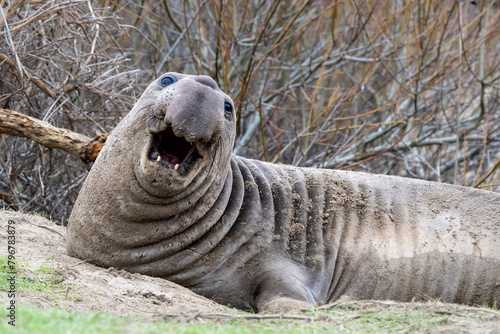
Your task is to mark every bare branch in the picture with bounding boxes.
[0,108,91,158]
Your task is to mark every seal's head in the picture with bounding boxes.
[67,72,237,267]
[130,73,236,197]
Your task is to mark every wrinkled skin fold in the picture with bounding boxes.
[66,73,500,312]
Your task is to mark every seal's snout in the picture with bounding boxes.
[192,75,220,90]
[153,75,225,144]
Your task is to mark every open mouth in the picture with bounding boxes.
[149,127,200,168]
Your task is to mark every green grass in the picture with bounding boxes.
[0,307,315,334]
[0,302,498,334]
[490,299,499,311]
[0,256,64,293]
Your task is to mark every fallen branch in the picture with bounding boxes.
[0,108,109,167]
[26,219,64,237]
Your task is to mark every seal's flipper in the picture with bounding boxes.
[253,274,315,313]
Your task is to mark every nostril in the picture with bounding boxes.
[193,75,219,90]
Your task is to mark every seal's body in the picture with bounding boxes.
[67,73,500,312]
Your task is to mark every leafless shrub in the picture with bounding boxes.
[0,0,135,222]
[115,0,500,187]
[1,0,500,222]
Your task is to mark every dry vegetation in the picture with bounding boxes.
[1,0,500,223]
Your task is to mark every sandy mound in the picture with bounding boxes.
[0,211,225,317]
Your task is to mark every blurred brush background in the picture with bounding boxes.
[1,0,499,223]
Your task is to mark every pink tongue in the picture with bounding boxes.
[161,146,195,165]
[162,153,180,165]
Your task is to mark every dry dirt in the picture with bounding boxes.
[0,210,226,317]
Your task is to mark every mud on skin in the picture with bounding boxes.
[66,73,500,313]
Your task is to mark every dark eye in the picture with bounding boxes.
[224,101,233,116]
[159,74,176,88]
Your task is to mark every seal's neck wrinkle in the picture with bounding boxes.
[81,152,233,265]
[126,156,271,283]
[112,163,236,270]
[124,150,230,225]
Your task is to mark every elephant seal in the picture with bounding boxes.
[66,73,500,312]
